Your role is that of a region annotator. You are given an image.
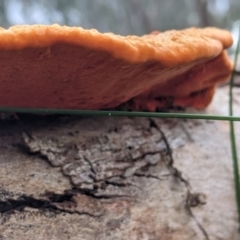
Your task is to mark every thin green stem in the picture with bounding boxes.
[0,107,240,121]
[229,23,240,226]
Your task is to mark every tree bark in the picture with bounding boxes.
[0,86,239,240]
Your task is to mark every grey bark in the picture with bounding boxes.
[0,86,239,240]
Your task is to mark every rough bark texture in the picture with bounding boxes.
[0,86,239,240]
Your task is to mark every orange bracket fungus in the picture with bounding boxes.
[0,25,233,111]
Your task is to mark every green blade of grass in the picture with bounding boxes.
[229,23,240,225]
[0,107,240,121]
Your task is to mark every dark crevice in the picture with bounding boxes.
[0,189,120,218]
[82,156,97,174]
[0,189,120,217]
[70,188,130,199]
[12,113,34,141]
[148,117,210,240]
[134,173,163,180]
[44,192,74,203]
[149,118,174,165]
[104,180,130,187]
[0,196,55,214]
[149,118,190,187]
[0,191,74,215]
[185,193,210,240]
[11,142,35,155]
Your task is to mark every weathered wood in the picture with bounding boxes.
[0,86,239,240]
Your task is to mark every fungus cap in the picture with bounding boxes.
[0,24,233,111]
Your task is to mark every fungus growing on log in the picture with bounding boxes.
[0,24,233,111]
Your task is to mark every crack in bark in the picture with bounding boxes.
[0,194,72,215]
[185,193,210,240]
[0,191,105,218]
[149,117,210,240]
[0,196,52,213]
[133,172,165,180]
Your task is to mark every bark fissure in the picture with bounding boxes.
[149,117,209,240]
[0,192,98,218]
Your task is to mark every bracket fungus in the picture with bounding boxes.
[0,24,233,111]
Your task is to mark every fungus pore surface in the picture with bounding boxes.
[0,24,233,110]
